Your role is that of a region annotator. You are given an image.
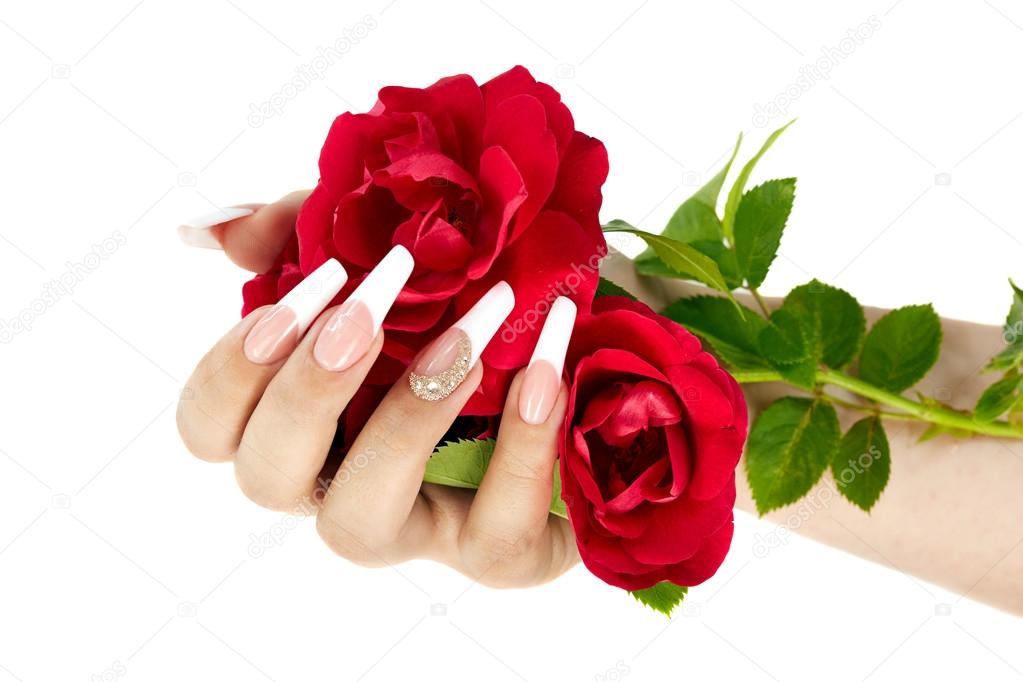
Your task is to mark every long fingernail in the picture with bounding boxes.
[313,245,414,372]
[177,207,254,249]
[409,281,515,401]
[519,297,576,425]
[244,259,348,364]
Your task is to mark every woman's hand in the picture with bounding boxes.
[176,195,579,587]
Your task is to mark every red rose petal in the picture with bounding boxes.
[425,74,485,170]
[482,94,558,241]
[686,426,745,500]
[547,132,608,234]
[373,151,479,212]
[595,380,682,447]
[466,145,526,279]
[660,515,735,587]
[461,210,601,369]
[334,183,410,270]
[667,364,736,430]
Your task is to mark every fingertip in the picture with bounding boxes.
[219,191,310,272]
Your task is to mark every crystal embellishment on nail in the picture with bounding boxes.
[409,330,473,401]
[406,281,515,402]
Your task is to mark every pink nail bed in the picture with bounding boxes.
[518,359,560,425]
[312,245,415,372]
[243,306,299,364]
[517,296,576,424]
[313,299,375,372]
[242,258,348,365]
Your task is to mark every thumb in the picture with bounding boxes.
[178,190,310,273]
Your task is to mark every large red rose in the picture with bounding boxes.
[560,296,748,591]
[242,66,608,415]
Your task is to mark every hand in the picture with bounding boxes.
[176,194,579,587]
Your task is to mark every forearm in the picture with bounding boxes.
[603,251,1023,615]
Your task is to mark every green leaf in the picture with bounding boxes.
[550,465,567,518]
[858,305,942,393]
[423,439,568,519]
[662,296,768,369]
[634,136,745,288]
[757,308,817,389]
[987,279,1023,371]
[975,371,1022,422]
[692,133,743,209]
[661,198,725,242]
[780,280,866,369]
[630,582,688,617]
[758,307,807,366]
[1009,395,1023,429]
[745,397,840,514]
[636,132,742,262]
[636,240,742,289]
[734,178,796,288]
[722,120,796,242]
[603,221,735,300]
[832,417,890,512]
[917,423,971,443]
[595,276,637,301]
[423,438,496,489]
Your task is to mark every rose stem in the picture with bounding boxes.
[729,367,1023,439]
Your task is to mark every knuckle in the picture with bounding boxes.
[359,411,415,461]
[234,462,297,512]
[315,514,389,567]
[460,522,533,569]
[263,375,319,428]
[493,455,551,489]
[175,398,234,463]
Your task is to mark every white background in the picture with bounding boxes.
[2,0,1022,680]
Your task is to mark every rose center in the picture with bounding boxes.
[590,428,670,500]
[445,196,479,239]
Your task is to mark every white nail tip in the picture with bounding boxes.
[528,296,576,378]
[454,281,516,367]
[279,258,348,333]
[177,207,254,248]
[347,245,415,333]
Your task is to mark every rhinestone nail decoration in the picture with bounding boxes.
[409,333,473,401]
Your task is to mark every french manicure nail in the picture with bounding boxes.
[177,207,254,249]
[313,245,415,372]
[243,258,348,364]
[409,281,515,401]
[519,297,576,425]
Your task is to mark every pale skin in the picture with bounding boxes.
[180,192,1023,613]
[177,191,577,588]
[603,249,1023,616]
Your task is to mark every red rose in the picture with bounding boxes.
[243,66,608,415]
[560,296,748,591]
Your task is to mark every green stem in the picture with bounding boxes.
[749,287,772,318]
[729,367,1023,439]
[815,392,919,422]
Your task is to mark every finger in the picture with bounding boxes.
[316,281,515,563]
[459,297,577,585]
[176,259,347,462]
[234,246,414,511]
[177,190,310,272]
